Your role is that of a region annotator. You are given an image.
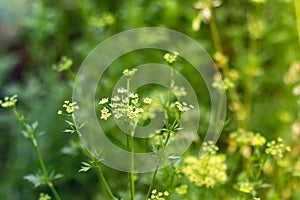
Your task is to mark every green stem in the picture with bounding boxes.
[145,116,178,199]
[71,114,115,199]
[67,68,76,82]
[295,0,300,46]
[12,108,62,200]
[209,8,223,54]
[130,132,135,200]
[209,7,243,127]
[126,133,135,200]
[145,161,160,199]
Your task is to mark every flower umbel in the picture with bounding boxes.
[265,137,291,158]
[230,128,266,147]
[123,68,138,77]
[181,149,227,188]
[163,51,179,64]
[148,189,169,200]
[57,100,79,115]
[0,94,18,109]
[39,193,51,200]
[99,68,152,122]
[52,56,73,72]
[236,182,254,194]
[175,101,194,112]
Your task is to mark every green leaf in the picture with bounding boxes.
[65,120,75,127]
[49,170,63,181]
[79,162,92,172]
[78,121,88,129]
[63,129,76,134]
[23,173,45,187]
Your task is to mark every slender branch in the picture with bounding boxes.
[71,114,115,199]
[13,108,62,200]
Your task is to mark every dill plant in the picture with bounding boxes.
[0,95,62,200]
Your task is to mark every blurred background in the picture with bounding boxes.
[0,0,299,199]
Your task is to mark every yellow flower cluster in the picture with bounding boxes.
[172,85,187,97]
[99,90,151,121]
[236,182,254,194]
[52,56,73,72]
[150,130,175,150]
[99,69,152,121]
[163,52,179,64]
[212,77,234,91]
[230,128,266,147]
[192,0,222,31]
[0,94,18,109]
[201,141,219,155]
[175,101,194,112]
[88,12,115,29]
[57,100,79,115]
[123,68,138,77]
[265,137,291,158]
[181,153,227,188]
[148,189,169,200]
[175,184,188,195]
[214,52,229,68]
[38,193,51,200]
[284,62,300,85]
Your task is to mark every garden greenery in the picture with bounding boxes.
[1,0,300,200]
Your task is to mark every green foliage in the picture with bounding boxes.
[1,0,300,199]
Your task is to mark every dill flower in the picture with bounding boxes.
[39,193,51,200]
[150,130,175,150]
[163,51,179,64]
[143,97,153,104]
[175,184,188,195]
[117,87,128,94]
[181,153,227,188]
[212,76,234,91]
[265,137,291,158]
[99,98,109,104]
[100,107,111,120]
[192,0,222,31]
[0,94,18,109]
[236,182,254,194]
[201,141,219,155]
[229,128,266,147]
[172,85,187,97]
[214,52,229,68]
[57,100,79,115]
[148,189,169,200]
[63,101,79,114]
[88,12,115,29]
[175,101,194,112]
[123,68,138,77]
[99,73,152,122]
[284,62,300,85]
[52,56,72,72]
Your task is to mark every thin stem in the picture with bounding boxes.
[71,114,115,199]
[209,7,242,127]
[145,160,160,199]
[295,0,300,46]
[145,116,178,199]
[209,9,223,54]
[12,108,62,200]
[125,76,135,200]
[130,133,135,200]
